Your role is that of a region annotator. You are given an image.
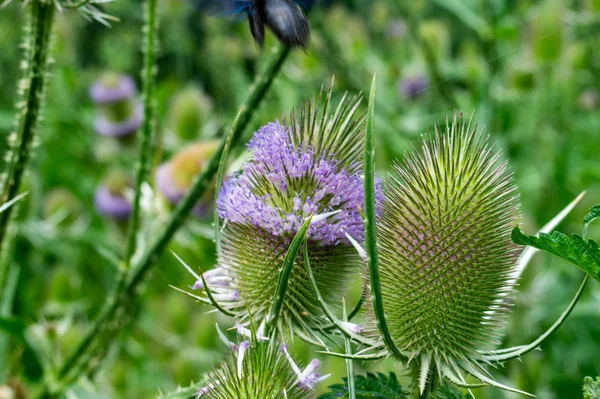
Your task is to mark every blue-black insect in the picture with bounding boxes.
[198,0,311,48]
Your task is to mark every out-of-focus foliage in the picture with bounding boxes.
[584,377,600,399]
[0,0,599,398]
[319,372,407,399]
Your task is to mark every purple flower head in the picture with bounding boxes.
[94,170,132,221]
[387,19,408,39]
[398,74,429,100]
[218,122,379,245]
[89,72,137,105]
[155,141,219,217]
[198,89,377,338]
[94,100,143,138]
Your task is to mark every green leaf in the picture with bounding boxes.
[512,227,600,283]
[318,372,408,399]
[583,205,600,238]
[584,377,600,399]
[434,382,471,399]
[0,316,26,341]
[158,381,204,399]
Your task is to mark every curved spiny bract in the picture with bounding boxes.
[370,115,520,385]
[209,88,377,338]
[197,339,318,399]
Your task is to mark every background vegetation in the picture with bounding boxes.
[0,0,599,397]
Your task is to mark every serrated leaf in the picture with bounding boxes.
[584,377,600,399]
[512,227,600,283]
[583,205,600,238]
[434,382,471,399]
[318,372,408,399]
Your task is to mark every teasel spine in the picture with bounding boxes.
[0,0,55,251]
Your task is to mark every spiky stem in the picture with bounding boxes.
[122,0,158,271]
[0,0,55,252]
[42,44,293,398]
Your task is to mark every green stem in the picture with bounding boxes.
[0,0,55,253]
[48,44,293,395]
[364,76,407,362]
[123,0,158,272]
[0,220,19,382]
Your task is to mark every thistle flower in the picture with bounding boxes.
[89,72,142,138]
[155,141,219,218]
[197,91,377,337]
[94,170,132,221]
[398,74,429,100]
[367,116,520,392]
[196,326,328,398]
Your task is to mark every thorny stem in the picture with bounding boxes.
[45,44,293,397]
[0,0,55,255]
[122,0,158,273]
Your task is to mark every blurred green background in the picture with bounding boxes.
[0,0,599,398]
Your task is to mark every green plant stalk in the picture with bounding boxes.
[266,216,311,334]
[122,0,159,272]
[363,75,407,362]
[343,303,356,399]
[0,0,55,253]
[48,44,293,395]
[0,220,19,382]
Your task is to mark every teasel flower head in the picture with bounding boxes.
[198,89,380,338]
[155,141,219,218]
[196,325,329,398]
[367,115,520,391]
[94,170,133,221]
[89,72,142,138]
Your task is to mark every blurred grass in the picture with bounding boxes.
[0,0,599,398]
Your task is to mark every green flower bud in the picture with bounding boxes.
[168,86,212,141]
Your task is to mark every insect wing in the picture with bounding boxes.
[264,0,310,47]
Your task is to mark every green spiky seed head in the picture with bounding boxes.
[371,115,520,376]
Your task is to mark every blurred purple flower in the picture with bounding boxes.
[89,73,137,105]
[398,74,429,100]
[387,19,407,39]
[217,122,375,246]
[579,89,599,110]
[94,170,132,220]
[93,100,143,138]
[155,141,219,217]
[94,186,131,220]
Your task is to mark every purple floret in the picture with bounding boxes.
[89,74,137,104]
[94,185,131,220]
[94,101,143,137]
[217,122,379,246]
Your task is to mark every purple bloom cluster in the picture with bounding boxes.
[399,74,429,99]
[93,101,143,137]
[94,185,131,220]
[217,122,371,245]
[89,73,137,105]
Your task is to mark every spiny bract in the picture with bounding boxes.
[203,89,375,337]
[197,330,327,399]
[371,115,520,386]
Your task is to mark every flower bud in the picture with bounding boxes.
[167,86,212,142]
[94,170,132,221]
